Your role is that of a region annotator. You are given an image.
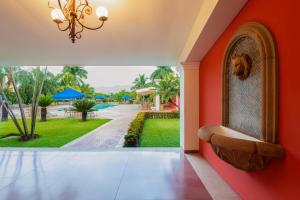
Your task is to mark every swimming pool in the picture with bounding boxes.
[93,104,116,110]
[56,104,116,112]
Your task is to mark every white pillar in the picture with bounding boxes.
[176,95,180,111]
[178,66,185,149]
[180,62,200,153]
[155,94,160,111]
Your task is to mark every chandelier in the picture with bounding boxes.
[48,0,109,43]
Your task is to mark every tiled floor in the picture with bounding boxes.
[0,149,213,200]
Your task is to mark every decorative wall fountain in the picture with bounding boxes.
[198,22,284,171]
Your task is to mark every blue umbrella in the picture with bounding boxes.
[122,95,133,101]
[53,88,84,100]
[95,95,106,100]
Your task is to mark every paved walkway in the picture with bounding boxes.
[62,104,140,148]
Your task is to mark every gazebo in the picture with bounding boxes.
[136,87,160,111]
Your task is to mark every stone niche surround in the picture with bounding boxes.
[198,22,284,171]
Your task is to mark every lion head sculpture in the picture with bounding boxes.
[231,53,252,80]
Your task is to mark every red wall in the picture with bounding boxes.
[199,0,300,199]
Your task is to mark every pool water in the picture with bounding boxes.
[93,104,116,110]
[56,104,116,112]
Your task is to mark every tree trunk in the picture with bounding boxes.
[41,107,47,121]
[82,112,87,121]
[1,102,8,121]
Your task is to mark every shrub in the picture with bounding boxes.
[38,95,54,121]
[144,112,180,119]
[38,95,54,107]
[123,112,179,147]
[72,99,96,121]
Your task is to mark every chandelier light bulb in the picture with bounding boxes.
[48,0,108,43]
[96,6,109,21]
[51,9,65,23]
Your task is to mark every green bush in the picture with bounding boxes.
[123,112,179,147]
[38,95,54,107]
[145,112,180,119]
[38,95,54,121]
[72,99,96,121]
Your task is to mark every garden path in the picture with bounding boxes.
[62,104,140,148]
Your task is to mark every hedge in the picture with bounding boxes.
[123,112,180,147]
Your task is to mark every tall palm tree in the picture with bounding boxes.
[150,66,173,81]
[156,73,180,106]
[63,66,88,79]
[0,66,47,140]
[58,73,77,89]
[60,66,88,86]
[30,67,47,137]
[132,74,149,90]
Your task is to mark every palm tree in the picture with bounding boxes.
[80,83,95,98]
[72,99,96,121]
[0,66,47,140]
[132,74,149,90]
[63,66,88,79]
[30,67,47,137]
[150,66,173,81]
[156,73,180,106]
[38,95,53,121]
[60,66,88,87]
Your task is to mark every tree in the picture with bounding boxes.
[132,74,149,90]
[58,66,88,89]
[0,67,19,104]
[150,66,173,81]
[0,68,8,121]
[80,83,95,98]
[72,99,96,121]
[63,66,88,80]
[0,66,47,141]
[16,69,34,104]
[112,90,134,102]
[40,71,59,95]
[38,95,54,121]
[57,73,78,91]
[156,73,180,106]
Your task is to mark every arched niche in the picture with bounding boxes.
[198,22,284,171]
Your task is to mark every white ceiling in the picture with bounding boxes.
[0,0,204,66]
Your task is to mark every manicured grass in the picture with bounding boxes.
[0,118,110,147]
[139,119,180,147]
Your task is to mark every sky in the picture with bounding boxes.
[46,66,157,92]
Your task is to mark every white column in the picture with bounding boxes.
[178,66,185,149]
[155,94,160,111]
[180,62,200,153]
[176,95,180,111]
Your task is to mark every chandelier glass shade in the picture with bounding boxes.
[48,0,108,43]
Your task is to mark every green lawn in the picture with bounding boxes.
[0,118,110,147]
[139,119,180,147]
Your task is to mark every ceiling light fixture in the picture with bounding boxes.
[48,0,108,43]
